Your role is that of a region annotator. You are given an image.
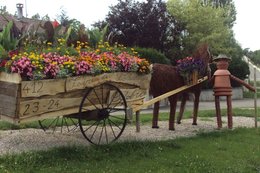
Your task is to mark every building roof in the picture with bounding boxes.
[0,14,44,33]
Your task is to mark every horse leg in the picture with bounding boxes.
[169,96,177,130]
[192,90,201,125]
[152,101,160,128]
[177,93,188,124]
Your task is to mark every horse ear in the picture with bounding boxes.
[207,45,213,63]
[192,43,209,59]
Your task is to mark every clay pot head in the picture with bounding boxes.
[213,54,231,70]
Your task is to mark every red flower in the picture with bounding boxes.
[8,49,19,57]
[0,60,7,67]
[52,20,59,28]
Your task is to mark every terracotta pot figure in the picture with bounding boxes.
[210,54,255,129]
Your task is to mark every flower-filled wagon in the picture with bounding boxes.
[0,42,151,145]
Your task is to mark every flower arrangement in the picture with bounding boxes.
[0,41,150,80]
[176,56,204,79]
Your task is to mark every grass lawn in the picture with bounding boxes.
[0,128,260,173]
[0,108,260,172]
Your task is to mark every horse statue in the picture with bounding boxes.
[149,44,212,130]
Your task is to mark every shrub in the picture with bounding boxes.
[134,47,171,64]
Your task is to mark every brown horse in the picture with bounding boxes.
[150,44,212,130]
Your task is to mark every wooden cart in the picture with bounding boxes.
[0,72,151,145]
[0,71,207,145]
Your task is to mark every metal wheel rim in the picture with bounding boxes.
[78,83,127,145]
[38,116,79,134]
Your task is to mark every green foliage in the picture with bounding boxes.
[248,49,260,65]
[0,6,10,15]
[167,0,233,56]
[0,45,7,58]
[201,0,237,28]
[166,0,249,82]
[88,25,109,48]
[67,19,88,46]
[0,21,19,53]
[31,13,41,20]
[0,128,260,172]
[134,47,171,64]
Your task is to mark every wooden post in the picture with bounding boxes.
[254,67,258,128]
[136,111,140,132]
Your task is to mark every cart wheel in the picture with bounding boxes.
[79,83,127,145]
[38,116,79,133]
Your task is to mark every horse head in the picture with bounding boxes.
[192,43,212,78]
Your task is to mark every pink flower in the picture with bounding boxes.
[11,57,35,79]
[75,61,92,75]
[44,63,59,79]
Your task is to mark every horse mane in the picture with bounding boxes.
[192,43,212,76]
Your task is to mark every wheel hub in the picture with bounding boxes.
[98,109,109,120]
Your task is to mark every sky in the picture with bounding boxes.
[1,0,260,51]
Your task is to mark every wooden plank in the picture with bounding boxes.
[0,94,17,105]
[18,104,105,123]
[0,107,17,118]
[18,107,80,123]
[0,72,22,84]
[20,88,87,101]
[0,81,20,97]
[0,94,18,117]
[66,72,151,91]
[108,72,151,89]
[132,76,208,112]
[109,88,147,103]
[66,73,111,91]
[21,79,66,97]
[19,97,84,117]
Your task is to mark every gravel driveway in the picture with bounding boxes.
[0,116,256,156]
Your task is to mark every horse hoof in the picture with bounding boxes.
[192,122,197,125]
[177,121,181,124]
[152,126,159,129]
[169,128,175,131]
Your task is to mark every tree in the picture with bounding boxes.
[56,8,71,27]
[41,14,50,21]
[94,0,183,62]
[0,6,9,15]
[167,0,249,81]
[201,0,236,28]
[248,49,260,66]
[31,13,40,20]
[167,0,234,56]
[55,8,88,46]
[31,13,50,21]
